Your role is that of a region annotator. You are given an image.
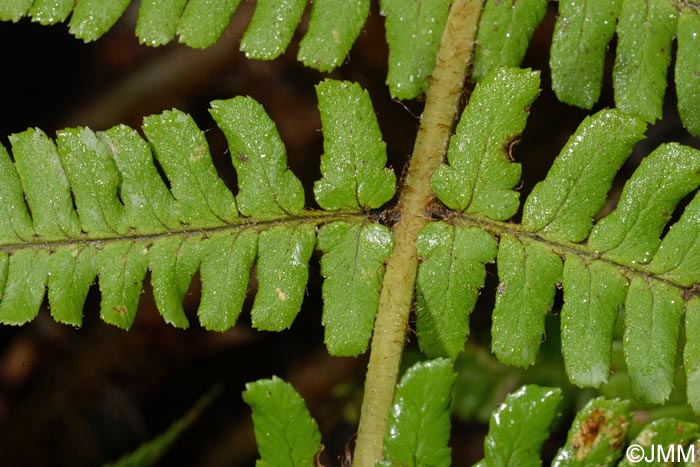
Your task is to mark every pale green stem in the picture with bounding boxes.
[352,0,484,465]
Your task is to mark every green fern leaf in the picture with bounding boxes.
[198,230,257,332]
[0,81,392,341]
[143,109,239,225]
[382,358,455,467]
[649,192,700,286]
[0,249,49,325]
[551,397,630,466]
[381,0,452,99]
[550,0,621,109]
[617,418,698,467]
[252,225,316,331]
[176,0,242,49]
[148,236,200,329]
[100,125,180,233]
[588,143,700,265]
[686,297,700,414]
[244,376,322,467]
[136,0,188,46]
[613,0,678,123]
[415,222,497,359]
[56,128,128,236]
[624,276,684,404]
[10,128,81,240]
[481,385,562,467]
[0,144,34,243]
[561,255,627,388]
[68,0,131,43]
[97,242,149,329]
[297,0,369,72]
[522,109,646,243]
[210,97,305,218]
[314,79,396,210]
[29,0,72,24]
[318,221,393,356]
[431,66,540,220]
[0,0,31,22]
[48,245,97,326]
[491,235,563,368]
[240,0,307,60]
[676,6,700,137]
[472,0,547,83]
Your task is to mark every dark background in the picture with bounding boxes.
[0,2,698,466]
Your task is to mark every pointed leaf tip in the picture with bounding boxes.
[314,80,396,211]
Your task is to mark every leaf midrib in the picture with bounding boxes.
[0,211,367,253]
[454,211,697,295]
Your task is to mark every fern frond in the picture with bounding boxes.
[475,0,700,135]
[417,65,700,412]
[381,359,455,467]
[246,361,697,467]
[0,0,457,101]
[474,385,696,467]
[0,79,395,357]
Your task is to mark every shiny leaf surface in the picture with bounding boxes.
[381,0,452,99]
[491,235,563,367]
[473,0,547,82]
[432,67,540,220]
[416,222,497,358]
[244,377,322,467]
[383,359,456,467]
[314,80,396,210]
[613,0,678,122]
[523,109,646,242]
[550,0,621,109]
[318,221,393,356]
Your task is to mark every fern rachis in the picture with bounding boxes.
[2,0,700,466]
